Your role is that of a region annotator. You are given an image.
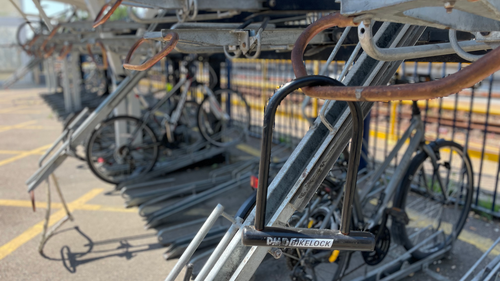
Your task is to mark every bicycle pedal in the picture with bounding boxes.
[242,226,375,251]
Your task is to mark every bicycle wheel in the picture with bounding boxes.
[168,100,202,148]
[197,89,250,147]
[284,178,348,281]
[392,140,473,260]
[86,116,159,184]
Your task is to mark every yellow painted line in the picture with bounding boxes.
[0,150,47,155]
[0,199,63,209]
[0,199,135,213]
[408,209,500,256]
[0,188,104,260]
[0,144,51,167]
[236,144,261,158]
[13,110,42,114]
[236,143,281,162]
[77,204,137,213]
[22,125,59,130]
[369,128,500,163]
[0,106,29,114]
[0,150,30,154]
[0,120,37,133]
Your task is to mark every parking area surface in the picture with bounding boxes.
[1,85,500,281]
[0,86,174,280]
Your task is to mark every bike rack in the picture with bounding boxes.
[2,57,44,89]
[460,237,500,281]
[348,228,453,281]
[145,171,252,229]
[143,23,329,58]
[182,21,424,280]
[26,69,148,192]
[115,143,227,190]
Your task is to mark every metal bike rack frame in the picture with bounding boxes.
[26,70,148,192]
[350,229,452,281]
[194,22,425,280]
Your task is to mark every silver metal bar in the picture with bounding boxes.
[210,22,422,281]
[359,116,420,202]
[36,131,68,169]
[8,0,35,32]
[461,237,500,281]
[339,42,361,82]
[122,0,263,11]
[449,29,483,62]
[157,218,207,245]
[367,122,425,228]
[145,28,325,46]
[197,217,243,281]
[31,0,53,30]
[358,21,492,61]
[146,174,249,228]
[26,70,147,192]
[164,204,225,281]
[484,261,500,281]
[207,21,414,280]
[320,26,352,76]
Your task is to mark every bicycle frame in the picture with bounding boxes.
[357,109,425,229]
[125,76,189,147]
[126,75,230,147]
[356,102,452,230]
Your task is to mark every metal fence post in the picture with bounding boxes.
[226,58,232,116]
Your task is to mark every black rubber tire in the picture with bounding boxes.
[86,115,159,184]
[284,177,348,281]
[196,89,250,147]
[391,140,473,260]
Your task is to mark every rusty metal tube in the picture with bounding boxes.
[123,31,178,71]
[291,13,500,101]
[39,25,62,58]
[40,25,61,54]
[93,0,123,28]
[86,41,108,70]
[57,43,73,60]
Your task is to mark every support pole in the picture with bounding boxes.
[62,58,73,113]
[70,52,82,112]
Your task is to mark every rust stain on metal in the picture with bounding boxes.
[93,0,124,28]
[291,13,500,102]
[86,41,109,70]
[123,32,179,71]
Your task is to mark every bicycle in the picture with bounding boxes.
[85,60,250,184]
[274,97,474,280]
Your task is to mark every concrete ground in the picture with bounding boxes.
[1,85,500,281]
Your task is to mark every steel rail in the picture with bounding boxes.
[123,31,178,71]
[291,13,500,102]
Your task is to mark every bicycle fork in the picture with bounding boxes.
[242,76,375,252]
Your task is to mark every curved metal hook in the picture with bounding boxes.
[93,0,123,28]
[123,31,179,71]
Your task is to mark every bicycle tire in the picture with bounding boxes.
[86,115,159,184]
[284,177,349,281]
[391,140,473,260]
[197,89,250,147]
